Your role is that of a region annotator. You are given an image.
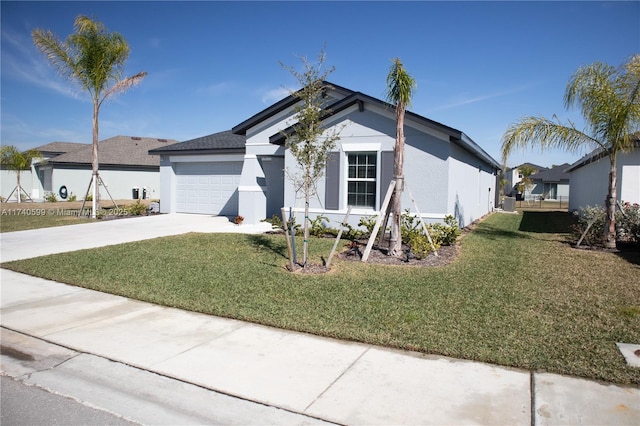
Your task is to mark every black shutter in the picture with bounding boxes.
[380,151,394,209]
[325,152,340,210]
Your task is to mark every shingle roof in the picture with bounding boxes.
[148,130,245,154]
[49,136,177,167]
[32,142,88,156]
[530,163,571,182]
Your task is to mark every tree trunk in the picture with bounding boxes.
[91,102,99,219]
[603,157,617,249]
[303,178,310,267]
[389,103,405,256]
[16,170,22,202]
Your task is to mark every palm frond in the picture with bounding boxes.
[501,116,599,164]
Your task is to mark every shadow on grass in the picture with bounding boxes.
[519,211,576,234]
[246,234,288,259]
[615,242,640,266]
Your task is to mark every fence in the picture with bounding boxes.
[516,195,569,210]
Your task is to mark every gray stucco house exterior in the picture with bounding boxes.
[566,138,640,212]
[2,137,176,202]
[151,82,500,228]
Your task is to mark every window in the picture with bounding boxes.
[347,153,376,208]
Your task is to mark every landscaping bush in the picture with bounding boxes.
[572,203,640,246]
[44,192,58,202]
[126,200,147,216]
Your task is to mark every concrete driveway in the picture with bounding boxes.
[1,214,272,262]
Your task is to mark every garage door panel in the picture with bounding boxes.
[175,162,242,215]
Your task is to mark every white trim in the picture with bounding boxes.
[238,185,266,192]
[288,206,446,220]
[341,143,381,152]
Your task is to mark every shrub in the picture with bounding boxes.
[67,193,77,202]
[408,232,441,259]
[44,192,58,202]
[309,214,330,237]
[616,202,640,242]
[234,215,244,225]
[571,203,640,245]
[432,215,461,246]
[126,200,147,216]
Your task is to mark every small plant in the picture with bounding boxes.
[84,193,93,202]
[67,193,77,202]
[262,214,283,229]
[309,214,329,237]
[44,192,58,202]
[126,200,147,216]
[572,206,606,246]
[234,215,244,225]
[357,215,379,238]
[615,202,640,243]
[408,232,441,259]
[432,215,461,246]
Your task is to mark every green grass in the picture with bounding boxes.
[3,211,639,385]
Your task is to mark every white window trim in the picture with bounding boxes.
[343,150,380,210]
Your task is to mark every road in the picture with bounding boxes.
[1,376,138,425]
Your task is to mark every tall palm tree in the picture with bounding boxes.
[33,15,146,218]
[1,145,42,202]
[502,55,640,248]
[386,58,417,256]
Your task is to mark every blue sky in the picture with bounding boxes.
[2,1,639,168]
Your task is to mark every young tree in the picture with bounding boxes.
[385,58,417,256]
[516,164,537,200]
[0,146,43,202]
[33,15,146,218]
[502,55,639,248]
[281,47,341,267]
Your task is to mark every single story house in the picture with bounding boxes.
[528,164,570,201]
[34,136,176,201]
[566,138,640,211]
[3,137,176,202]
[1,141,86,201]
[151,82,501,228]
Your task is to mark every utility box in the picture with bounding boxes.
[132,187,139,199]
[503,197,516,212]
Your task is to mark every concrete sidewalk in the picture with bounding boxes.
[1,214,639,424]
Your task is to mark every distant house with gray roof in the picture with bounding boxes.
[2,136,175,202]
[529,164,571,201]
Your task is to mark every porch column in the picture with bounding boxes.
[238,154,266,224]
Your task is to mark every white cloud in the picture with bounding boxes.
[195,81,235,97]
[427,83,539,113]
[260,86,291,104]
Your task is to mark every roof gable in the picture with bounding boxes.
[258,83,500,169]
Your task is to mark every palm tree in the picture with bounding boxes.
[386,58,417,256]
[502,55,639,248]
[32,15,146,218]
[1,145,42,202]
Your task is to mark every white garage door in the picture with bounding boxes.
[175,162,242,215]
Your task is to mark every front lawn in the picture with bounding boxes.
[2,211,639,385]
[0,200,151,232]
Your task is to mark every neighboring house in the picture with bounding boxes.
[503,163,547,199]
[566,138,640,212]
[22,136,175,201]
[529,164,571,200]
[1,141,87,201]
[152,82,501,227]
